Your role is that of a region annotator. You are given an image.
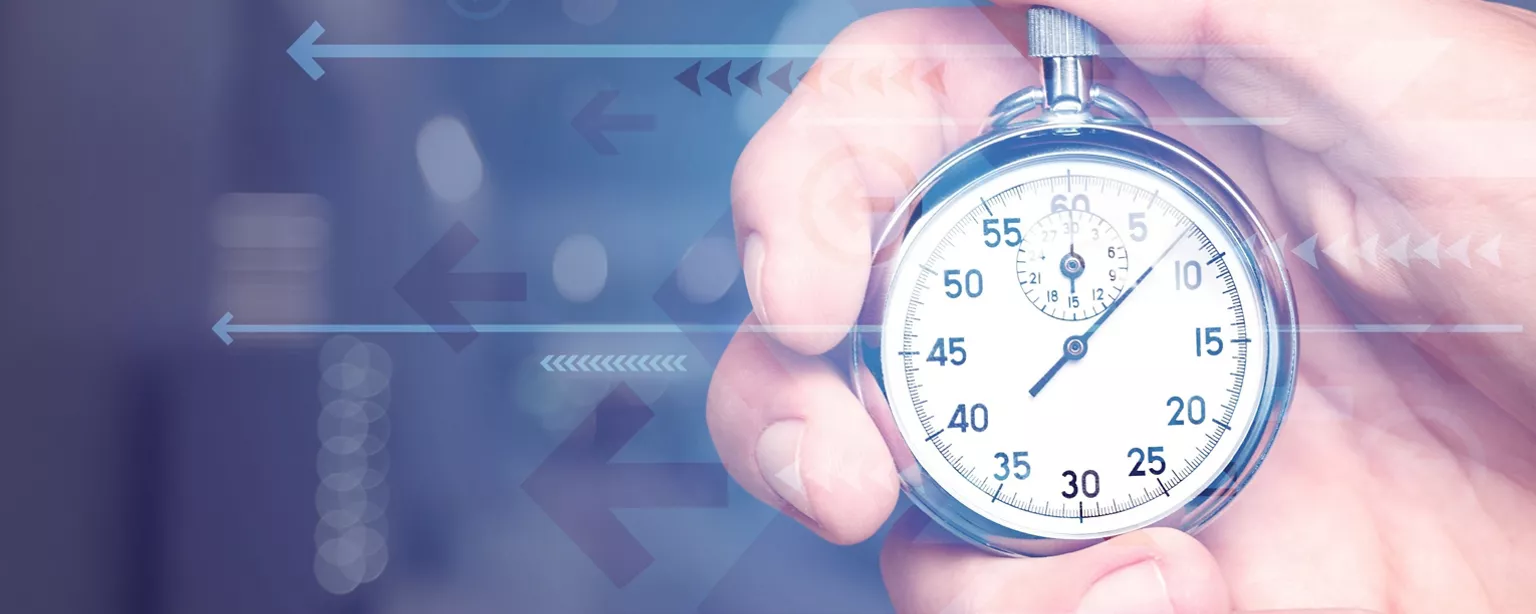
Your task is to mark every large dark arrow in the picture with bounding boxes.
[572,90,656,155]
[523,384,728,587]
[395,222,527,351]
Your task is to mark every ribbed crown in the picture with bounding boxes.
[1027,7,1100,58]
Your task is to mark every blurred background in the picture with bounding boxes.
[1,1,1532,613]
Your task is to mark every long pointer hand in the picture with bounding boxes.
[1028,226,1191,397]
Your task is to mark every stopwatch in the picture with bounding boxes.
[853,8,1298,556]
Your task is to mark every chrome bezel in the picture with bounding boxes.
[852,120,1299,557]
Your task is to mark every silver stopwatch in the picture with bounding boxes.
[853,8,1298,556]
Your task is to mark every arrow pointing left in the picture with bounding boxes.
[286,22,1018,81]
[573,90,656,155]
[522,384,727,587]
[395,222,528,351]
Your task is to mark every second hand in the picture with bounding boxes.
[1029,223,1193,398]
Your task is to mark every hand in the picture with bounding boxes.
[707,1,1536,613]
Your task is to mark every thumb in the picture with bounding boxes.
[881,508,1229,614]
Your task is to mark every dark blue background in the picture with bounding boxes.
[1,1,1531,612]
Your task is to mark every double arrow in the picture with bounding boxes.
[542,354,687,373]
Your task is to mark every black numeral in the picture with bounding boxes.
[1127,446,1167,476]
[1062,469,1100,498]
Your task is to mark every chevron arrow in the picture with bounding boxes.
[736,61,764,95]
[921,63,947,97]
[1358,234,1381,267]
[862,66,884,95]
[1384,235,1411,266]
[675,61,703,95]
[1478,236,1502,267]
[705,61,733,95]
[1321,236,1356,269]
[1291,235,1319,269]
[1415,235,1442,268]
[767,62,795,94]
[1444,236,1472,267]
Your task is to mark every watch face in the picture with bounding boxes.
[871,129,1294,544]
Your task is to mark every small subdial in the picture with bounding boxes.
[1016,209,1130,321]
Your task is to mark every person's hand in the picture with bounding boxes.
[707,1,1536,612]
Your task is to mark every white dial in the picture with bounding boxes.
[880,156,1271,539]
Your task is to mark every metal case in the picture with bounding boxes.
[852,119,1299,556]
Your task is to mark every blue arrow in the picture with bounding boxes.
[675,61,703,96]
[288,22,840,80]
[767,62,796,95]
[735,61,764,95]
[213,312,889,345]
[215,313,1516,346]
[572,90,655,155]
[704,62,733,96]
[541,355,555,371]
[397,223,527,351]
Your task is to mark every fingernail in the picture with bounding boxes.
[756,420,813,520]
[1077,561,1175,614]
[743,232,770,324]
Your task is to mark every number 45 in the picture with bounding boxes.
[927,337,967,366]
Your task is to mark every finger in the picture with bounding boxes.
[733,7,1040,355]
[706,316,900,543]
[880,508,1230,614]
[1024,0,1536,163]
